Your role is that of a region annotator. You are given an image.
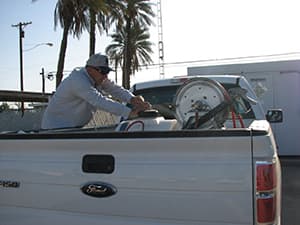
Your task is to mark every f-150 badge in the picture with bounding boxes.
[0,180,20,188]
[81,182,117,198]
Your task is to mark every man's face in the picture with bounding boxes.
[93,67,108,85]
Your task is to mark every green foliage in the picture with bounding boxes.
[106,24,154,88]
[106,0,155,89]
[34,0,155,89]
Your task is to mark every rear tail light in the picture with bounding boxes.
[256,161,276,191]
[257,193,276,223]
[255,160,279,224]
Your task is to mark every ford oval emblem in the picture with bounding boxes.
[81,182,117,198]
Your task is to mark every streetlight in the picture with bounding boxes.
[24,42,53,52]
[22,42,53,92]
[25,43,54,94]
[12,21,53,115]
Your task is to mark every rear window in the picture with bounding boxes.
[133,83,255,120]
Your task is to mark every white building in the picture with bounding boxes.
[188,59,300,156]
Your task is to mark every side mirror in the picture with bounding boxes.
[266,109,283,123]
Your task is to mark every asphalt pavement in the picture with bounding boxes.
[280,156,300,225]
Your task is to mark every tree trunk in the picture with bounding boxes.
[122,59,127,88]
[114,58,118,83]
[123,21,132,89]
[56,26,69,88]
[89,9,96,57]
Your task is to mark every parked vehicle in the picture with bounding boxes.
[0,75,281,225]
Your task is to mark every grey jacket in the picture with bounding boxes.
[41,68,133,129]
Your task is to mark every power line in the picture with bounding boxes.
[139,51,300,69]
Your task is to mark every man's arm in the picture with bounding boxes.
[100,79,134,103]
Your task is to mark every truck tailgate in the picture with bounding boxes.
[0,130,254,225]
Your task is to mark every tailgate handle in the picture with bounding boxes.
[81,182,117,198]
[82,155,114,174]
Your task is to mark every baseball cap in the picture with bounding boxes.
[86,53,113,71]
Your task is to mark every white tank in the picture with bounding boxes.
[115,113,178,132]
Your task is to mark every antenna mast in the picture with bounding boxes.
[157,0,164,79]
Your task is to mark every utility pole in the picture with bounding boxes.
[12,21,32,116]
[157,0,165,79]
[40,68,45,94]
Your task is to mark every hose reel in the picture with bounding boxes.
[174,78,231,129]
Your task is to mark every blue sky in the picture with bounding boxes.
[1,0,300,92]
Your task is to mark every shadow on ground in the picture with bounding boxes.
[280,156,300,225]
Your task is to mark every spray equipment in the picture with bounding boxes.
[174,77,257,129]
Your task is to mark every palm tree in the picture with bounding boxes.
[86,0,130,57]
[106,24,154,88]
[87,0,112,56]
[124,0,155,89]
[107,0,155,89]
[34,0,154,89]
[131,24,154,73]
[54,0,122,86]
[106,28,126,84]
[54,0,89,87]
[34,0,116,87]
[105,46,122,83]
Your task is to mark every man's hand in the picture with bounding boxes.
[130,96,151,111]
[128,96,152,119]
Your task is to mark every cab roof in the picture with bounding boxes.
[131,75,244,91]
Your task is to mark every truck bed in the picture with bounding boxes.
[0,129,265,225]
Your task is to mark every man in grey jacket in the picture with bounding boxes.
[41,53,150,129]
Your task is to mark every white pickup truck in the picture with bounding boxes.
[0,75,281,225]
